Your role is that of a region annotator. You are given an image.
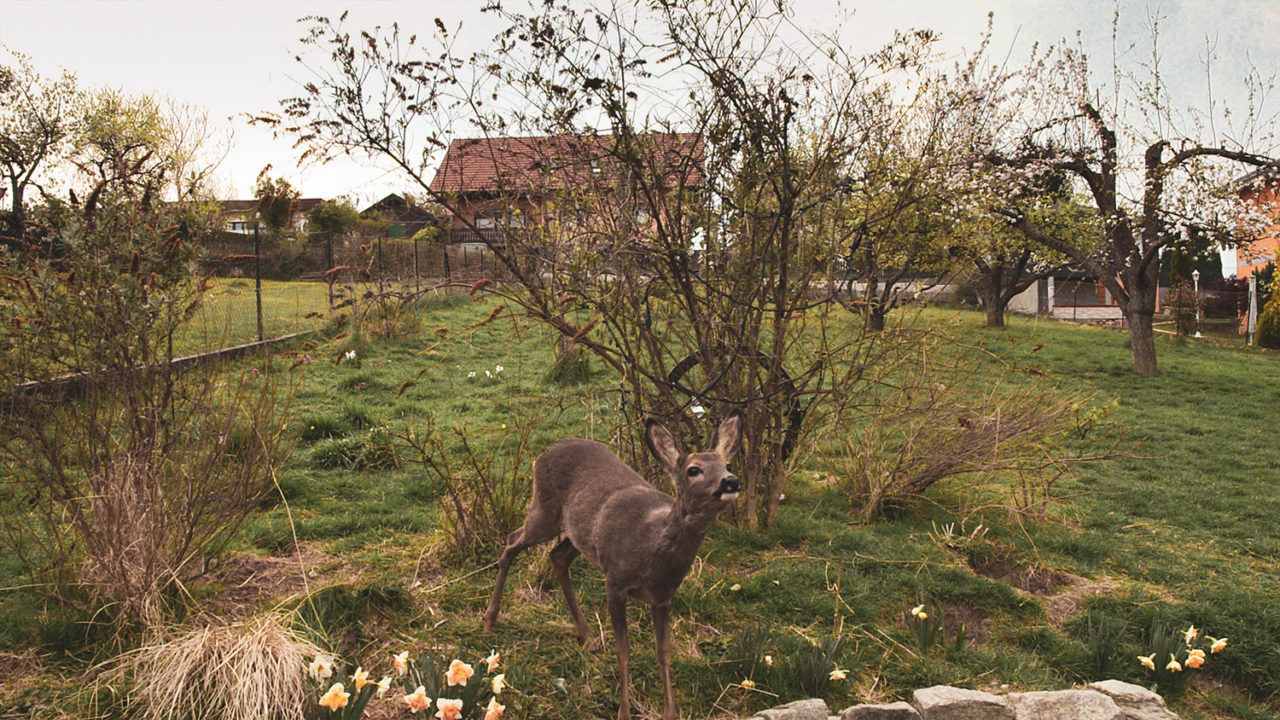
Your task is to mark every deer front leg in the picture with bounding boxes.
[651,602,677,720]
[607,586,632,720]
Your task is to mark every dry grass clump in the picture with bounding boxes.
[101,612,320,720]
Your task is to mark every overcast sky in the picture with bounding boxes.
[4,0,1278,214]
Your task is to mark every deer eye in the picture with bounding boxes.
[686,466,703,477]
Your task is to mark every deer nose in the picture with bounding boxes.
[718,475,740,495]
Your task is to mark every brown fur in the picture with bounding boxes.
[484,414,742,720]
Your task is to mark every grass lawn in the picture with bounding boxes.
[174,277,333,355]
[3,296,1278,719]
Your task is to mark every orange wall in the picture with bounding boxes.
[1238,184,1280,278]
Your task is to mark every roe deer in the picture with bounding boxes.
[484,413,742,720]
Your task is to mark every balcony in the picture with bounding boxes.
[447,227,507,246]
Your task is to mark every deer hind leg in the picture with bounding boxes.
[483,506,560,632]
[607,585,632,720]
[549,538,590,645]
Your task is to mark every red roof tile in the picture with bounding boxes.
[428,133,703,193]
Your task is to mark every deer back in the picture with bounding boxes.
[533,438,676,575]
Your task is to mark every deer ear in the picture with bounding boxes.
[713,412,742,462]
[644,418,682,473]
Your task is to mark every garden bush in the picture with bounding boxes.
[0,205,294,631]
[1257,294,1280,349]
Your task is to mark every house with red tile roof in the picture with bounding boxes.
[427,133,703,251]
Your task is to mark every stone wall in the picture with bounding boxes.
[748,680,1178,720]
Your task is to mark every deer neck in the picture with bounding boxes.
[655,496,715,577]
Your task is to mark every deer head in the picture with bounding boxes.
[644,413,742,518]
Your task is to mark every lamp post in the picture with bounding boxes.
[1192,268,1202,338]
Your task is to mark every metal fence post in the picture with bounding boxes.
[254,224,264,343]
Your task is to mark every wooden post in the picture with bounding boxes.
[413,232,420,295]
[325,232,335,309]
[254,224,264,343]
[377,232,385,290]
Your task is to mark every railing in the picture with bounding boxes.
[447,227,507,246]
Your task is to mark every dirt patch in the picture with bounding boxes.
[1037,573,1119,626]
[209,543,340,615]
[968,551,1073,596]
[944,603,992,646]
[0,650,42,679]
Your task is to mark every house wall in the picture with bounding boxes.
[1051,305,1124,321]
[1008,283,1040,315]
[1238,183,1280,278]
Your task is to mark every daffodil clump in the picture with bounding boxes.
[905,603,964,654]
[306,648,508,719]
[1136,623,1227,694]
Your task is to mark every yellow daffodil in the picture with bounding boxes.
[445,659,475,687]
[318,682,350,712]
[1185,653,1205,669]
[1188,648,1206,660]
[309,656,335,682]
[484,650,501,672]
[763,655,774,667]
[352,667,370,692]
[403,686,431,714]
[376,676,393,698]
[829,668,849,681]
[393,651,411,677]
[740,679,756,689]
[1184,625,1199,645]
[1166,655,1182,673]
[1210,637,1228,654]
[484,697,506,720]
[1137,653,1156,671]
[730,583,742,592]
[435,697,464,720]
[916,611,928,620]
[491,673,507,695]
[911,604,926,619]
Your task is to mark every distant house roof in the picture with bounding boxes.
[361,193,438,223]
[1235,166,1280,193]
[216,198,325,214]
[427,133,704,194]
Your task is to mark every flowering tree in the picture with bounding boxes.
[987,20,1278,374]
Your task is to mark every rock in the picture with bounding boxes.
[753,698,831,720]
[841,701,922,719]
[1007,690,1123,720]
[911,686,1015,720]
[1087,680,1179,720]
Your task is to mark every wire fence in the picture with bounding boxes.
[183,222,508,356]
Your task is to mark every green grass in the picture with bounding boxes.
[174,277,332,355]
[3,297,1278,719]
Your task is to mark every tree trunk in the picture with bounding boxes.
[866,307,886,332]
[985,301,1006,327]
[1127,308,1158,376]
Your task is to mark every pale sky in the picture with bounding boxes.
[4,0,1279,222]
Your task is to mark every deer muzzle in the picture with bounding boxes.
[716,475,740,500]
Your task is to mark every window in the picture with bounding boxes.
[227,221,252,234]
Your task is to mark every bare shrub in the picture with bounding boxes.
[0,203,293,630]
[398,414,537,560]
[833,340,1095,521]
[1164,281,1201,337]
[98,612,320,720]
